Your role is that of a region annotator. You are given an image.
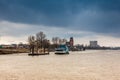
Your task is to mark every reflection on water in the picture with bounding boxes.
[0,50,120,80]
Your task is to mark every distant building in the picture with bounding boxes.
[11,44,17,48]
[70,37,74,47]
[65,37,74,51]
[1,45,12,49]
[18,43,29,49]
[66,37,74,47]
[90,41,99,48]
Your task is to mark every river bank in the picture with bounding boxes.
[0,49,29,54]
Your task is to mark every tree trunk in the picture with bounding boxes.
[30,46,31,53]
[32,45,34,54]
[44,47,45,53]
[48,47,50,54]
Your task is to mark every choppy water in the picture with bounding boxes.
[0,50,120,80]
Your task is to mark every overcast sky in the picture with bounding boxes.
[0,0,120,47]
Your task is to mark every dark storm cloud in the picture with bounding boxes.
[0,0,120,36]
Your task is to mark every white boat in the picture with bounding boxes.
[55,45,69,54]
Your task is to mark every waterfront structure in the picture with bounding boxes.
[55,44,69,54]
[90,41,99,48]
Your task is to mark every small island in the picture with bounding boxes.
[28,31,50,56]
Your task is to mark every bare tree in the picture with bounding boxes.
[52,37,60,48]
[28,31,50,54]
[28,35,35,54]
[36,31,46,53]
[52,37,67,45]
[52,37,55,44]
[59,38,62,45]
[43,39,50,53]
[62,38,67,44]
[59,38,67,45]
[52,37,59,45]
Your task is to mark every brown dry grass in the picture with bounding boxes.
[0,48,29,54]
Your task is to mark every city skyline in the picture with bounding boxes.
[0,0,120,47]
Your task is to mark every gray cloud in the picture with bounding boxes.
[0,0,120,37]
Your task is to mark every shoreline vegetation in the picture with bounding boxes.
[1,31,120,55]
[28,31,50,55]
[0,49,29,55]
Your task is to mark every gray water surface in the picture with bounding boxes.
[0,50,120,80]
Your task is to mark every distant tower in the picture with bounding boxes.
[70,37,74,47]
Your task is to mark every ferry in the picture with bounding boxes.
[55,44,69,54]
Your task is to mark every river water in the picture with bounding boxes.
[0,50,120,80]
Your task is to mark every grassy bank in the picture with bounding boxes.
[0,49,29,55]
